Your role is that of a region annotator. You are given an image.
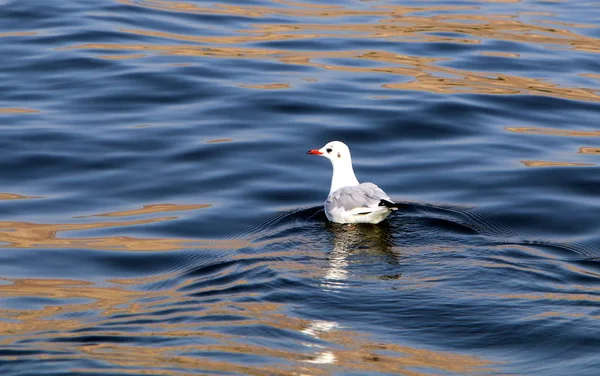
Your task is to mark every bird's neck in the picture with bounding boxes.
[330,160,360,194]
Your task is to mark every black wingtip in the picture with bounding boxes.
[379,199,402,210]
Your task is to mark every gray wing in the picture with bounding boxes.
[326,183,391,212]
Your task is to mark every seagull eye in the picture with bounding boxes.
[326,148,332,153]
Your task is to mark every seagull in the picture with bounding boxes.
[307,141,400,224]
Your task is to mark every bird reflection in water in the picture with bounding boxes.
[301,319,341,364]
[298,222,401,364]
[321,221,400,291]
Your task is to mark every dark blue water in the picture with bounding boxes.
[1,0,599,374]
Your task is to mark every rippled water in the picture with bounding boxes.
[1,0,600,375]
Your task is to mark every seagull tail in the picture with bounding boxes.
[378,199,404,211]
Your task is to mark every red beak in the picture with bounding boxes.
[307,149,323,155]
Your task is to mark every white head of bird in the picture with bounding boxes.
[307,141,360,194]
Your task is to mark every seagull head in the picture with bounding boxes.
[307,141,352,165]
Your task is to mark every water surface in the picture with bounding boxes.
[1,0,600,375]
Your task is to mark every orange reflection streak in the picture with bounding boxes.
[0,108,40,114]
[579,147,600,154]
[534,311,600,320]
[118,26,480,46]
[76,203,211,218]
[60,42,600,102]
[0,193,41,200]
[0,32,37,37]
[581,73,600,80]
[382,69,600,100]
[114,0,600,55]
[507,127,599,162]
[239,83,291,89]
[480,52,520,58]
[520,160,595,167]
[95,53,147,59]
[45,0,582,102]
[0,275,493,375]
[505,127,600,137]
[0,217,249,251]
[493,292,600,302]
[117,0,473,18]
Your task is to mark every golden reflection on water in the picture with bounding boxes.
[480,52,520,58]
[0,203,251,251]
[206,138,233,143]
[0,193,41,200]
[65,40,600,101]
[579,147,600,155]
[0,214,492,374]
[95,53,147,59]
[505,127,600,137]
[581,73,600,80]
[0,107,40,114]
[75,203,211,218]
[0,274,492,375]
[505,127,599,165]
[117,0,470,18]
[521,160,595,167]
[52,0,600,101]
[239,83,291,90]
[0,31,37,37]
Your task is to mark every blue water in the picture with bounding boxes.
[1,0,600,375]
